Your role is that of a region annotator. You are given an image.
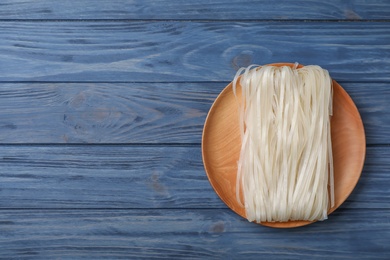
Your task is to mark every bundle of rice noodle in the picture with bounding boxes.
[232,64,334,223]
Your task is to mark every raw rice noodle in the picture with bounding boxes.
[232,64,334,223]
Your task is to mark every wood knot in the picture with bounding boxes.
[68,92,86,108]
[150,172,167,194]
[232,52,253,70]
[210,222,225,233]
[344,9,361,20]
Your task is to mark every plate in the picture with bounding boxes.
[202,63,366,228]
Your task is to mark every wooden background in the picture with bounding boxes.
[1,0,389,258]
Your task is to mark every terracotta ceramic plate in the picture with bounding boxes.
[202,63,366,228]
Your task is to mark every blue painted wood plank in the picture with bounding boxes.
[0,83,215,144]
[0,22,389,82]
[0,208,389,259]
[1,0,389,20]
[0,146,387,209]
[0,82,387,144]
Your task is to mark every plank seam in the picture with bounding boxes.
[0,143,201,147]
[0,81,389,84]
[0,207,387,211]
[0,19,389,22]
[0,144,387,147]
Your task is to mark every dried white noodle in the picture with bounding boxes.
[232,64,334,223]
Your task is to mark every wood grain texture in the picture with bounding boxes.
[0,82,388,144]
[0,145,387,209]
[0,0,387,257]
[0,0,390,20]
[1,0,389,20]
[0,83,214,144]
[0,208,389,259]
[0,22,389,82]
[0,145,210,209]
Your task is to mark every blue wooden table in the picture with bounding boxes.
[1,1,389,258]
